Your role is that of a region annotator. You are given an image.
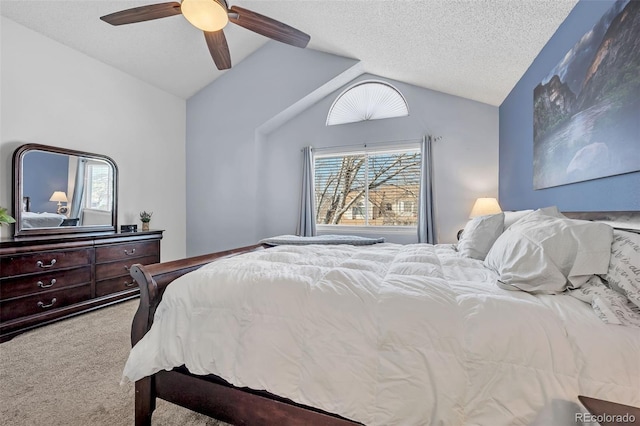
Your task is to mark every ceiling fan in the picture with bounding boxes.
[100,0,310,70]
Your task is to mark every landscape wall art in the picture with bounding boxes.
[533,0,640,189]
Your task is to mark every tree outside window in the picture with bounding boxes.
[314,148,421,227]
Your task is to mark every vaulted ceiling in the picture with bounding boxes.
[0,0,578,105]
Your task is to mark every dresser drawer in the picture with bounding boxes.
[0,230,162,342]
[95,240,159,263]
[96,275,139,297]
[94,254,159,281]
[0,284,91,322]
[1,249,92,277]
[0,266,91,300]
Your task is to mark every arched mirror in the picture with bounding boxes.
[12,144,118,237]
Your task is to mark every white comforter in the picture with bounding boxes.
[21,212,66,228]
[123,244,640,425]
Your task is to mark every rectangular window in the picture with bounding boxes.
[83,161,113,211]
[314,146,421,227]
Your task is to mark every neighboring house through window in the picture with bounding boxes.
[314,144,421,228]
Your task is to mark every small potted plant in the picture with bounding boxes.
[0,206,16,227]
[139,211,153,231]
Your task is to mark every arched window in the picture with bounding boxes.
[326,80,409,126]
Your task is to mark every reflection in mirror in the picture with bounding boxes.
[13,144,118,237]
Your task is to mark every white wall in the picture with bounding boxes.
[260,74,499,244]
[1,17,186,261]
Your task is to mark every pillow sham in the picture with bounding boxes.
[569,275,640,327]
[537,205,565,218]
[503,209,533,230]
[603,229,640,309]
[484,210,613,294]
[457,213,504,260]
[502,206,561,231]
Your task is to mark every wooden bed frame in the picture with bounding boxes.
[129,243,361,426]
[128,211,640,425]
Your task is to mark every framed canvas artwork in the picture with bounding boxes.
[533,0,640,189]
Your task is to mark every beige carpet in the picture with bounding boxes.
[0,300,227,426]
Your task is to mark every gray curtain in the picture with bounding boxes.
[296,146,316,236]
[418,135,436,243]
[69,158,87,220]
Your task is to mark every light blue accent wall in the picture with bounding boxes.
[499,0,640,211]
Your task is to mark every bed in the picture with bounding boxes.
[124,210,640,425]
[20,211,67,228]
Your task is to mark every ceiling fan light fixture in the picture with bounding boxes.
[181,0,228,32]
[100,0,310,72]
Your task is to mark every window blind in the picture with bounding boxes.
[314,148,421,227]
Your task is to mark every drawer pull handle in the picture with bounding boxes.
[37,279,57,288]
[124,280,137,288]
[36,259,57,269]
[124,248,136,256]
[37,298,57,309]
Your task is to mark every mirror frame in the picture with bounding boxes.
[12,143,119,237]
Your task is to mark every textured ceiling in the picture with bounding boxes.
[0,0,579,105]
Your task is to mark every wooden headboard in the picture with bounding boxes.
[563,211,640,233]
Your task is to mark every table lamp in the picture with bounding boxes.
[49,191,68,214]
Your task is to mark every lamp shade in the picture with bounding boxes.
[49,191,68,203]
[469,197,501,218]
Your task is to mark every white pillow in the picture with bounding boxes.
[537,205,565,218]
[457,213,504,260]
[503,209,533,230]
[604,229,640,309]
[502,206,561,231]
[484,211,613,294]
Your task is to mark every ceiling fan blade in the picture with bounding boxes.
[229,6,310,48]
[204,30,232,70]
[100,2,182,26]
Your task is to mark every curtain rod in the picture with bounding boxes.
[305,136,440,153]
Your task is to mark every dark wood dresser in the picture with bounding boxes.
[0,230,163,342]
